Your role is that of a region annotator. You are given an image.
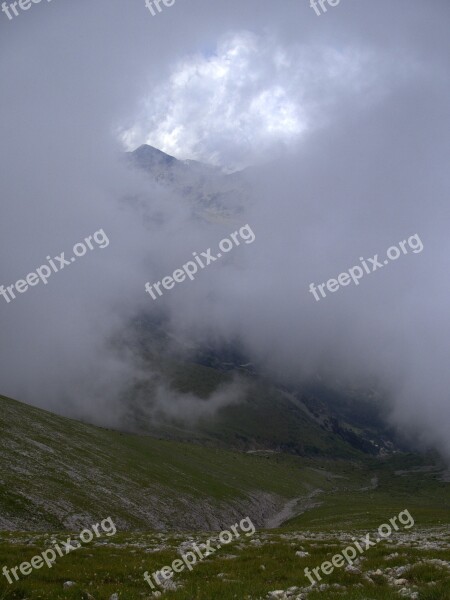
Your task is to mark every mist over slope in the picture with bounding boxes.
[1,0,450,463]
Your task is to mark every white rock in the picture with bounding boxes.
[345,565,361,574]
[63,582,75,589]
[177,542,191,555]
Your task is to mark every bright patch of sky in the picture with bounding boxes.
[121,31,372,171]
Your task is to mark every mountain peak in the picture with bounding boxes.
[130,144,178,169]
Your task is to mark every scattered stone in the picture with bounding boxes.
[250,538,262,546]
[177,541,194,556]
[63,581,75,589]
[160,577,178,591]
[345,565,361,574]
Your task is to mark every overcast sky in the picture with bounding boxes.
[1,0,450,458]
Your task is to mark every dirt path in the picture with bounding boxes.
[265,489,323,529]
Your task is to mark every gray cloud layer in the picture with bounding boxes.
[1,0,449,457]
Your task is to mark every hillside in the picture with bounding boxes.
[0,394,367,532]
[116,316,406,458]
[1,393,449,535]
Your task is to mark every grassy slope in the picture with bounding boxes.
[0,395,450,599]
[0,394,366,531]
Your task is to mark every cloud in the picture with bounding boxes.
[120,30,374,170]
[1,0,450,462]
[148,378,248,425]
